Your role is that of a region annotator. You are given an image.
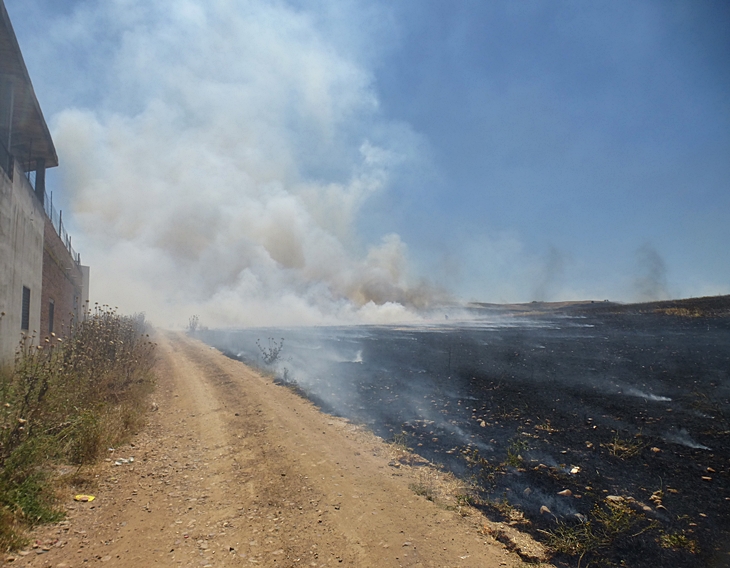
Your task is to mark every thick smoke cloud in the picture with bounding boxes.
[52,0,439,326]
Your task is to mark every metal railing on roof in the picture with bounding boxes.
[44,191,81,266]
[1,139,80,265]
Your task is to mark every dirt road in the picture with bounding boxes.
[8,332,545,567]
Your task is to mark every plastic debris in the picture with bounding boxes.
[74,495,95,502]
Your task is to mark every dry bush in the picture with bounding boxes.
[0,307,156,551]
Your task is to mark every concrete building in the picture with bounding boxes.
[0,0,89,363]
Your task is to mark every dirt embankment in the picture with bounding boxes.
[6,332,547,568]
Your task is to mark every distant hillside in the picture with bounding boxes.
[591,294,730,317]
[471,295,730,317]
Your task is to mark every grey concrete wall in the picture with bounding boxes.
[0,161,44,363]
[40,217,85,338]
[80,264,90,319]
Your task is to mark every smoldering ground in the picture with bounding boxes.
[201,303,730,568]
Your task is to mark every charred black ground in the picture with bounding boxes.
[200,296,730,568]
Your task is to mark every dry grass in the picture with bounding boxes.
[654,307,704,317]
[658,531,698,553]
[0,306,156,551]
[542,498,658,565]
[409,470,437,501]
[602,431,645,459]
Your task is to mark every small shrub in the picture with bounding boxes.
[256,337,284,365]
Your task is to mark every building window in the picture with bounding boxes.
[21,286,30,331]
[48,300,54,335]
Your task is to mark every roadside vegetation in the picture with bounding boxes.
[0,306,156,551]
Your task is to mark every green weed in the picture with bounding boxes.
[505,437,529,468]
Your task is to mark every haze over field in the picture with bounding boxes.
[7,0,730,326]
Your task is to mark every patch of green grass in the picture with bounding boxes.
[658,532,698,553]
[543,498,659,565]
[505,437,529,468]
[544,518,598,557]
[2,472,63,527]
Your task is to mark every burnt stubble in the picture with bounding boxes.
[202,296,730,568]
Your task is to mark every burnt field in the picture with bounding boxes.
[200,298,730,567]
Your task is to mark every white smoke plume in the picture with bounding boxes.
[52,0,441,327]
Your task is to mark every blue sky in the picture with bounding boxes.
[5,0,729,325]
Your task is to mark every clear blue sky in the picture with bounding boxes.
[6,0,729,325]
